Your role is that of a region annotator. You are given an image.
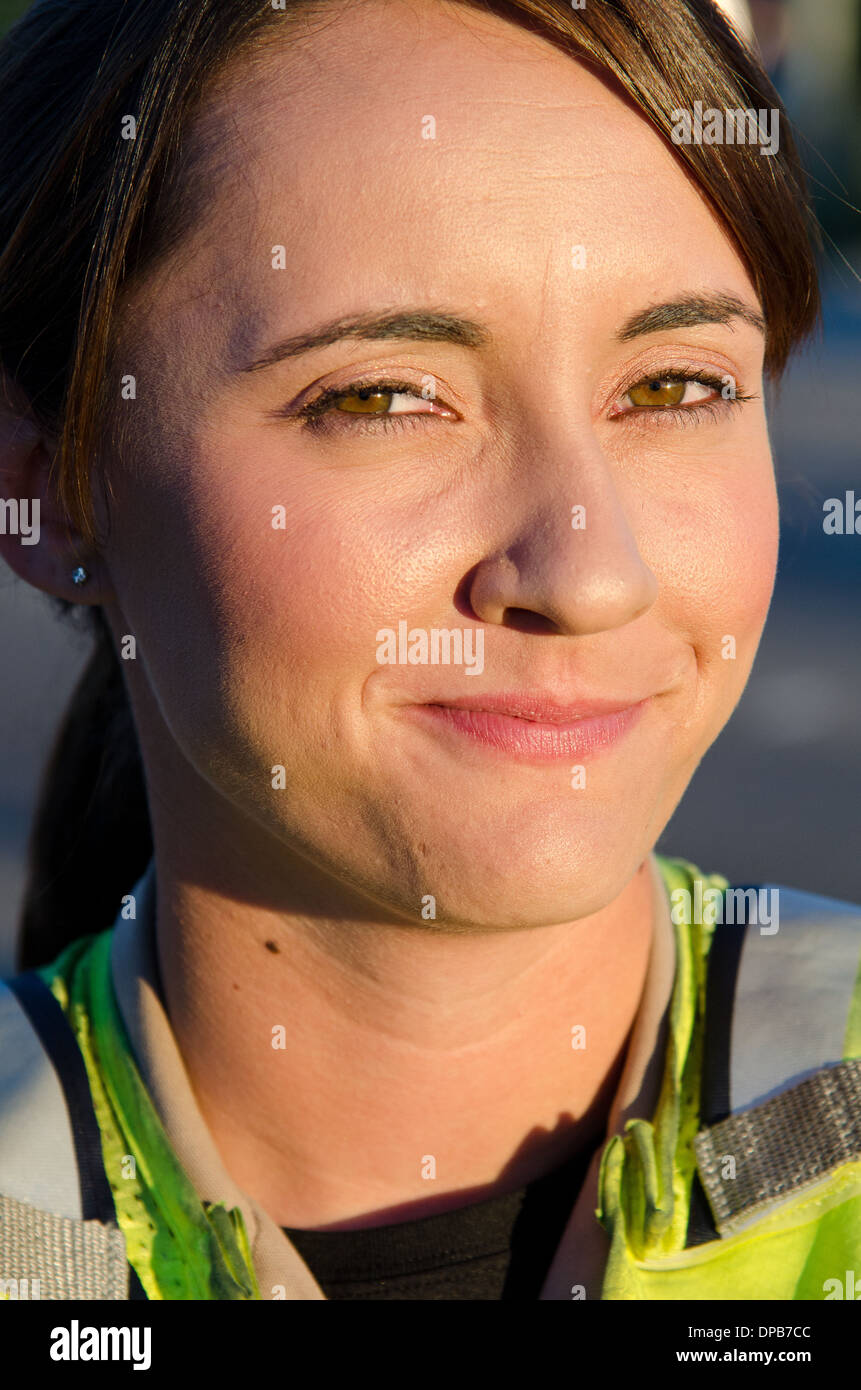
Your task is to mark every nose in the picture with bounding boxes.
[466,431,658,636]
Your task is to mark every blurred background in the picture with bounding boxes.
[0,0,859,971]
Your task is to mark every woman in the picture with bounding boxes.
[0,0,858,1302]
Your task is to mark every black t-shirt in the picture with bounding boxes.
[282,1144,595,1299]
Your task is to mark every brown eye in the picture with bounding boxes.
[627,379,688,407]
[334,388,393,414]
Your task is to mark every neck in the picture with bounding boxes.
[149,830,657,1231]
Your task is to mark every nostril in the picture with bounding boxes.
[454,566,483,621]
[502,609,559,635]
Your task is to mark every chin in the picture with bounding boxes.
[380,832,645,932]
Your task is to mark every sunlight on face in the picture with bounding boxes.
[103,0,777,928]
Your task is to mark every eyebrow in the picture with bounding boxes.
[238,292,765,373]
[239,310,491,372]
[617,292,765,340]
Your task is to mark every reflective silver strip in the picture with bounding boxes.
[728,887,861,1110]
[694,1057,861,1235]
[0,1193,128,1299]
[0,979,81,1221]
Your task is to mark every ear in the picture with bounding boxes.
[0,376,115,605]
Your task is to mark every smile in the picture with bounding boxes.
[402,697,650,763]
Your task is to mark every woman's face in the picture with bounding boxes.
[101,0,777,928]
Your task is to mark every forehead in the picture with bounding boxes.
[136,0,752,365]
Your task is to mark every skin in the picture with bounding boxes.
[0,0,778,1229]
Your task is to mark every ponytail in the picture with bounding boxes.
[16,605,152,971]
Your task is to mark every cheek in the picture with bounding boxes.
[185,432,478,682]
[122,445,438,764]
[698,465,778,647]
[640,433,779,707]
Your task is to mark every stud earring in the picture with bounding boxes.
[71,566,90,587]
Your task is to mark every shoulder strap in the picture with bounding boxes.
[703,885,861,1115]
[0,971,145,1299]
[690,884,861,1239]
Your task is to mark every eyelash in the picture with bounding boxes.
[294,370,756,437]
[297,378,436,437]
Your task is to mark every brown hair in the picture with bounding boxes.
[0,0,821,969]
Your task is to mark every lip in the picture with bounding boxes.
[403,693,651,763]
[421,692,647,722]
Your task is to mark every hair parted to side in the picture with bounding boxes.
[0,0,821,969]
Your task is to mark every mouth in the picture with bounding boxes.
[403,693,652,763]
